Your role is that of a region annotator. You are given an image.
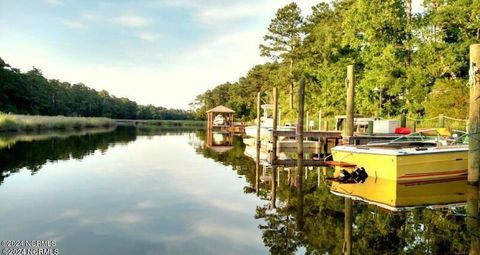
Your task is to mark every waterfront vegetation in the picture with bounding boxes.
[192,0,478,123]
[0,113,115,132]
[0,59,195,120]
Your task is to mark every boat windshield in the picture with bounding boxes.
[391,129,467,146]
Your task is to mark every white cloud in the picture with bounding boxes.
[137,31,160,42]
[63,20,84,29]
[111,15,151,27]
[45,0,62,5]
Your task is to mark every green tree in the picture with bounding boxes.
[260,2,304,110]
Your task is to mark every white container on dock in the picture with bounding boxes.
[373,120,399,134]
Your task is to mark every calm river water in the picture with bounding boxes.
[0,127,478,254]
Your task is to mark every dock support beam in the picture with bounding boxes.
[469,44,480,185]
[345,65,355,143]
[272,87,279,161]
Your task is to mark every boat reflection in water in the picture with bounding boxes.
[330,176,469,212]
[330,174,480,254]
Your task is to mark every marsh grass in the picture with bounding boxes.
[0,113,115,132]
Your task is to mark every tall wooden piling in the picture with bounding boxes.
[256,92,262,148]
[296,80,305,231]
[469,44,480,184]
[345,65,355,142]
[272,87,279,161]
[297,80,305,161]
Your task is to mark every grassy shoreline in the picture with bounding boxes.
[0,114,115,132]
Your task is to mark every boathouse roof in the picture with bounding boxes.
[206,105,235,113]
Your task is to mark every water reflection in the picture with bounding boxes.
[0,127,136,186]
[0,128,478,254]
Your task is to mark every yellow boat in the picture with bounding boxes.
[330,130,468,182]
[330,177,468,211]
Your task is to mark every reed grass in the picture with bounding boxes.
[0,113,115,132]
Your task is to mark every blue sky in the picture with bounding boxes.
[0,0,422,109]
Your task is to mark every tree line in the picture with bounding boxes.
[192,0,478,121]
[0,58,195,120]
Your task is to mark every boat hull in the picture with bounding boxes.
[331,146,468,182]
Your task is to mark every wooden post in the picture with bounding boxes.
[469,44,480,184]
[296,80,305,231]
[413,121,417,133]
[345,65,355,143]
[255,146,261,196]
[306,111,310,131]
[257,92,261,148]
[279,109,282,126]
[367,120,374,136]
[272,87,279,161]
[297,79,305,161]
[401,113,407,128]
[438,114,445,128]
[343,198,353,255]
[318,110,322,130]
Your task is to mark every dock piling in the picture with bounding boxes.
[367,121,374,136]
[345,65,355,142]
[318,110,323,130]
[401,113,406,128]
[469,44,480,184]
[272,87,279,161]
[256,92,261,149]
[438,114,445,128]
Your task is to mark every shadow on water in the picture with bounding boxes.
[194,131,480,255]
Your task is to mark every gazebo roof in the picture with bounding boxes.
[206,105,235,113]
